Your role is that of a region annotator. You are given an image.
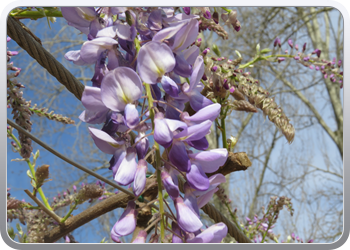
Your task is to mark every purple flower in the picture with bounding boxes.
[79,86,109,124]
[153,113,187,148]
[61,7,97,35]
[183,7,191,15]
[161,170,180,199]
[169,141,191,172]
[100,67,142,112]
[288,39,293,48]
[338,60,342,67]
[187,162,209,191]
[277,57,285,63]
[174,197,203,232]
[112,201,138,236]
[135,132,149,160]
[133,159,147,196]
[137,41,176,84]
[88,127,126,154]
[187,222,228,243]
[114,147,137,185]
[96,22,133,41]
[132,230,147,243]
[123,104,140,129]
[154,15,199,53]
[312,49,321,58]
[181,56,213,111]
[79,37,118,65]
[172,221,184,243]
[160,76,179,97]
[195,174,226,208]
[188,148,228,173]
[180,103,221,126]
[274,37,281,48]
[291,233,295,240]
[302,43,307,52]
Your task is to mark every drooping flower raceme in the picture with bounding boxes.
[63,6,229,243]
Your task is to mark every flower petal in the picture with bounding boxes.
[189,89,213,111]
[80,37,118,64]
[174,120,212,142]
[133,159,147,196]
[188,149,228,173]
[137,41,175,84]
[182,103,221,125]
[154,113,173,148]
[88,127,124,154]
[187,223,228,243]
[161,170,179,200]
[101,67,142,112]
[80,86,109,124]
[115,147,137,185]
[124,103,140,129]
[187,162,209,191]
[171,18,199,53]
[135,132,149,159]
[113,201,137,236]
[174,197,203,233]
[132,230,147,243]
[172,221,184,243]
[160,76,179,97]
[169,141,191,172]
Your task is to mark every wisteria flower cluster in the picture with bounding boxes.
[62,7,234,243]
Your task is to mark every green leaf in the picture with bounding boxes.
[212,44,221,57]
[26,170,33,179]
[163,192,169,199]
[235,50,242,58]
[34,149,40,160]
[16,223,23,235]
[260,48,272,54]
[7,227,15,240]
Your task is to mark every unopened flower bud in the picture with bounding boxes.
[76,184,104,204]
[212,11,219,24]
[338,60,342,67]
[223,82,230,90]
[35,165,50,188]
[202,48,210,55]
[195,38,202,47]
[312,49,321,58]
[277,57,285,63]
[183,7,191,15]
[274,37,281,48]
[302,43,307,52]
[288,39,293,48]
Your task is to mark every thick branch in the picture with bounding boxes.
[43,176,158,243]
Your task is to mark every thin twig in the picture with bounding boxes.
[24,189,62,224]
